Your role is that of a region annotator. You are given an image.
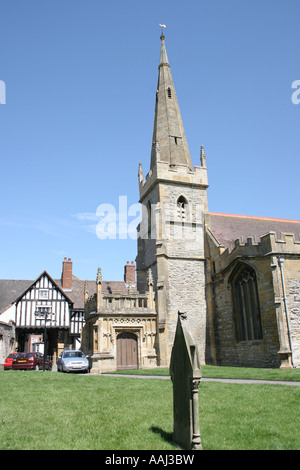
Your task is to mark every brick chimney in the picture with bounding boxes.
[124,261,136,285]
[62,257,73,290]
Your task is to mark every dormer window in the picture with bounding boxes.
[167,87,172,99]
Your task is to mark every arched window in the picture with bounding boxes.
[167,87,172,99]
[231,263,263,342]
[177,196,187,220]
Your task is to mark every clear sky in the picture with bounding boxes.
[1,0,299,282]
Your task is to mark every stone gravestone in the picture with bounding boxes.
[170,312,202,450]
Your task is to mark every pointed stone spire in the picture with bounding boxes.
[150,31,193,170]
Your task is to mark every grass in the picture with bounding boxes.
[0,368,299,450]
[0,371,177,451]
[109,364,300,381]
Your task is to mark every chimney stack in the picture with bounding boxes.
[62,257,73,290]
[124,261,136,285]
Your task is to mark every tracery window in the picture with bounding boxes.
[231,264,263,342]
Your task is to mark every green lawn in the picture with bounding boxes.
[110,364,300,381]
[0,369,299,450]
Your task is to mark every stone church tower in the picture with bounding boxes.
[136,31,209,366]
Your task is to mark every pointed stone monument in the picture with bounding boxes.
[170,312,202,450]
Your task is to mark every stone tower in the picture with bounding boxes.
[136,31,209,366]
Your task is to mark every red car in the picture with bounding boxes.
[4,352,19,370]
[12,352,52,371]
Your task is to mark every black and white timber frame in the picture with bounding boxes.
[14,271,84,337]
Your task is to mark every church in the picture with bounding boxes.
[1,32,300,371]
[82,31,300,371]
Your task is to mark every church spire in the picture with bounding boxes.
[150,30,193,170]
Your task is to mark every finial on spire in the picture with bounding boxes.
[147,268,154,287]
[96,267,102,285]
[200,145,207,168]
[138,161,143,181]
[159,23,166,39]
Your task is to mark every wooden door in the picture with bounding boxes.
[117,332,138,369]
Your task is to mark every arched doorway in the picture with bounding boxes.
[117,332,138,370]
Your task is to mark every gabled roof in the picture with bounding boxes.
[14,271,74,305]
[208,212,300,248]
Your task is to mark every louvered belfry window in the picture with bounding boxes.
[177,196,187,221]
[232,265,263,342]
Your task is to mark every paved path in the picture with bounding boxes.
[101,373,300,386]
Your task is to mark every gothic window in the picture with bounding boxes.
[177,196,187,220]
[147,201,156,238]
[167,87,172,99]
[231,264,263,342]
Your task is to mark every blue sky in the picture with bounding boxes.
[1,0,299,282]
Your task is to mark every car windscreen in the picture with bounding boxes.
[63,351,85,358]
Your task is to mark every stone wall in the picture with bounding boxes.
[87,315,157,373]
[287,278,300,366]
[137,160,209,367]
[211,257,281,368]
[206,229,300,368]
[166,258,206,364]
[0,321,15,368]
[83,283,157,373]
[283,258,300,367]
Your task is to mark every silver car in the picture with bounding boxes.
[57,350,90,373]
